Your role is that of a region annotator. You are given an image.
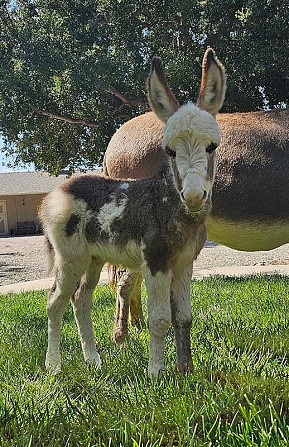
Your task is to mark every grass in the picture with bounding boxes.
[1,275,289,446]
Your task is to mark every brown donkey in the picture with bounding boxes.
[104,60,289,341]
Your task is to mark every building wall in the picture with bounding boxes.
[0,193,46,235]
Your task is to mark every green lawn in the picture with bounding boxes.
[1,276,289,446]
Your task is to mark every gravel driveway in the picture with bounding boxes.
[1,235,289,286]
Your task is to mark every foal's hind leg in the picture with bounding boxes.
[46,260,87,374]
[71,258,104,365]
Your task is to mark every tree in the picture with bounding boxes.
[0,0,288,174]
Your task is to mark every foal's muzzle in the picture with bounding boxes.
[180,189,207,213]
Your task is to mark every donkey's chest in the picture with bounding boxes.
[141,221,207,275]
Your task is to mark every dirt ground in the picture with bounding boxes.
[1,235,289,286]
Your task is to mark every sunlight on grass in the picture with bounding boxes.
[1,276,289,446]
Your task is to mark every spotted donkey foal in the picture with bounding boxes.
[39,49,226,378]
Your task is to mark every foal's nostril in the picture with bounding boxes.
[181,190,207,203]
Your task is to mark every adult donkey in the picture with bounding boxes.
[104,60,289,341]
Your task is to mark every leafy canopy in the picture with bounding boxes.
[0,0,288,174]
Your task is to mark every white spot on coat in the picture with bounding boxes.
[120,183,130,190]
[97,196,127,236]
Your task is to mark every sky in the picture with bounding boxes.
[0,137,34,172]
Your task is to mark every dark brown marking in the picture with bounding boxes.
[61,175,118,212]
[66,213,80,236]
[206,153,216,182]
[85,218,109,244]
[48,268,59,300]
[171,300,193,373]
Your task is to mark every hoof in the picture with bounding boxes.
[130,317,145,331]
[85,352,102,368]
[45,357,61,375]
[177,361,194,374]
[113,325,128,345]
[148,365,165,380]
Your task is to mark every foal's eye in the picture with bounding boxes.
[165,146,176,158]
[206,143,218,154]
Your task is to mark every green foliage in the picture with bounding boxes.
[0,0,288,174]
[1,276,289,445]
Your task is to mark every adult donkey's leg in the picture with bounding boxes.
[170,264,194,373]
[129,272,144,329]
[113,269,136,344]
[143,268,172,378]
[114,270,144,344]
[71,257,104,365]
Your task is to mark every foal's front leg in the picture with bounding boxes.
[170,264,193,373]
[142,268,172,378]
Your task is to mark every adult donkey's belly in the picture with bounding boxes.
[207,219,289,251]
[104,110,289,252]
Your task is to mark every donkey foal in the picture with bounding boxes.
[40,49,226,378]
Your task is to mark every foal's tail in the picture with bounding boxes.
[44,235,55,276]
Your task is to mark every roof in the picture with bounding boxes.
[0,170,101,196]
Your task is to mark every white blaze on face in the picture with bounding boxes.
[162,103,220,210]
[176,134,209,205]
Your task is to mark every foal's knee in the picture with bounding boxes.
[173,314,192,330]
[149,317,171,338]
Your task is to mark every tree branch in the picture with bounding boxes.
[0,4,18,40]
[108,86,146,105]
[32,108,99,127]
[204,23,231,48]
[113,113,133,120]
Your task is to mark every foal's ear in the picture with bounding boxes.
[147,57,180,123]
[197,48,226,117]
